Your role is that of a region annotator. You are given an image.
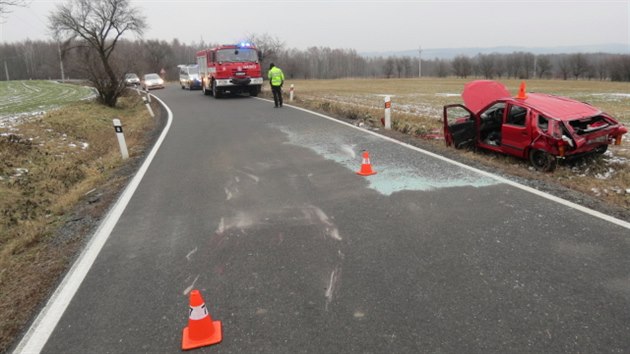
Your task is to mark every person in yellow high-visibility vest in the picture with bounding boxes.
[268,63,285,107]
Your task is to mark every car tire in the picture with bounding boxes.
[212,81,221,98]
[529,149,557,172]
[593,144,608,155]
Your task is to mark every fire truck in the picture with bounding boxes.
[196,43,263,98]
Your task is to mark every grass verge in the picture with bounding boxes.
[0,90,158,352]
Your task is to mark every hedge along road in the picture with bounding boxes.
[16,84,630,353]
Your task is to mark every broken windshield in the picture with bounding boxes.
[216,48,258,63]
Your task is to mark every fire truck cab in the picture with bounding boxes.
[196,43,263,98]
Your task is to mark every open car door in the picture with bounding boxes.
[444,104,476,148]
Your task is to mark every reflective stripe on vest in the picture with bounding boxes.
[268,67,284,86]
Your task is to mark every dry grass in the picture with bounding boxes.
[276,77,630,211]
[0,91,155,352]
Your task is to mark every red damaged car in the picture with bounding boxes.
[443,80,628,171]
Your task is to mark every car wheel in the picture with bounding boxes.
[529,149,557,172]
[593,144,608,155]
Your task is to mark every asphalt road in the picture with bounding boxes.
[20,85,630,353]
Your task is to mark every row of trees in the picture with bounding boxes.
[4,39,629,83]
[1,0,629,107]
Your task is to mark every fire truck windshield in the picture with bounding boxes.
[216,48,258,63]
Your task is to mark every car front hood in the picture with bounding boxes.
[462,80,511,114]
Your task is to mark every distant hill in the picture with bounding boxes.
[361,43,630,59]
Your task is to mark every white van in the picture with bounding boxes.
[179,65,201,90]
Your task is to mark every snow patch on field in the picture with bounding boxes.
[591,93,630,99]
[0,111,47,128]
[0,81,95,129]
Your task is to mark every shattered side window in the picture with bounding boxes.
[446,106,473,126]
[507,105,527,126]
[480,103,505,122]
[538,115,549,132]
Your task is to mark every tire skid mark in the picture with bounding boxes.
[182,274,200,295]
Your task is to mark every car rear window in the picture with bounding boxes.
[569,115,611,135]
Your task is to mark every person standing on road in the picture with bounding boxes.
[268,63,285,107]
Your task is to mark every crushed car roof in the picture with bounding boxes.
[462,80,602,120]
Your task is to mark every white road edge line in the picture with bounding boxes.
[258,98,630,230]
[13,94,173,354]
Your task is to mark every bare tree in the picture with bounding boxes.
[609,54,630,82]
[0,0,28,18]
[556,56,571,80]
[568,53,590,80]
[143,39,174,75]
[476,53,496,79]
[434,59,449,77]
[535,55,552,78]
[394,58,404,78]
[452,55,473,78]
[49,0,146,107]
[245,32,284,73]
[383,57,395,78]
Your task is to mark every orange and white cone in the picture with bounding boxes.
[182,289,222,350]
[356,151,377,176]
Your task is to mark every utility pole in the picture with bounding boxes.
[57,42,65,82]
[4,61,9,81]
[418,46,423,78]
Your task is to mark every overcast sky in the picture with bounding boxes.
[1,0,628,53]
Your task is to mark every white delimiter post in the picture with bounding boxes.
[113,119,129,159]
[145,89,151,103]
[289,84,294,102]
[142,96,155,118]
[384,96,392,130]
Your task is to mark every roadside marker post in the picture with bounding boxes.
[145,89,151,103]
[142,96,155,118]
[289,84,294,102]
[384,96,392,130]
[112,119,129,160]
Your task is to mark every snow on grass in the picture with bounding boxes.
[0,81,95,128]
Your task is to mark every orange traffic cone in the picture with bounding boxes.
[356,151,377,176]
[182,289,222,350]
[516,81,528,99]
